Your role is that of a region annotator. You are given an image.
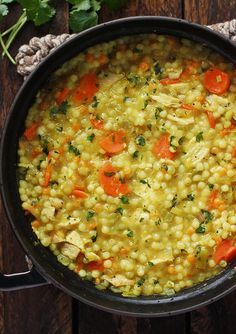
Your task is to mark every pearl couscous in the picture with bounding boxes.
[18,34,236,296]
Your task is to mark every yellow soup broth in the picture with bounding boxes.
[18,35,236,296]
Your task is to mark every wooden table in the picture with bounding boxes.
[0,1,236,333]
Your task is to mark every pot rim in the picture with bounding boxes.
[1,16,236,317]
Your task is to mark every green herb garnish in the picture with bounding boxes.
[132,150,139,159]
[87,133,95,142]
[137,278,145,286]
[187,193,195,201]
[196,132,204,142]
[136,135,146,146]
[50,101,69,118]
[86,210,95,221]
[115,207,124,215]
[140,179,151,188]
[127,230,134,237]
[68,143,80,156]
[121,195,129,204]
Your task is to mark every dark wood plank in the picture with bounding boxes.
[77,1,187,332]
[184,0,236,24]
[184,1,236,333]
[0,2,73,334]
[100,0,183,20]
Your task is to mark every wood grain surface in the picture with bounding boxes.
[0,1,235,334]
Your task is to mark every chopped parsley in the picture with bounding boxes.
[170,136,177,150]
[155,218,161,226]
[178,136,185,145]
[137,278,145,286]
[123,96,130,102]
[50,101,69,118]
[127,74,140,85]
[87,133,95,142]
[155,107,163,120]
[133,47,141,53]
[115,207,124,215]
[187,193,195,201]
[196,224,206,234]
[86,211,95,221]
[147,124,152,130]
[91,232,97,242]
[201,210,214,223]
[208,183,214,190]
[127,230,134,237]
[56,126,63,132]
[154,63,163,78]
[140,179,151,188]
[136,135,146,146]
[121,195,129,204]
[196,132,204,142]
[148,261,154,267]
[132,150,139,159]
[171,194,178,208]
[68,143,80,156]
[161,164,168,171]
[91,97,99,108]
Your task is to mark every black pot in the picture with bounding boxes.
[1,16,236,317]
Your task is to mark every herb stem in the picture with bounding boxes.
[2,11,27,57]
[0,34,15,64]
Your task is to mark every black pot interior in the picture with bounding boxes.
[1,16,236,316]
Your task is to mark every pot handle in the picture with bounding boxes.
[0,255,49,291]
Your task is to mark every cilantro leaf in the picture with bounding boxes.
[0,4,8,22]
[16,0,56,26]
[67,0,91,10]
[69,9,98,32]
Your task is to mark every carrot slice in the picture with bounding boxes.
[99,163,130,197]
[100,130,127,154]
[139,61,150,72]
[204,68,230,95]
[159,78,180,85]
[207,189,219,210]
[214,239,236,264]
[72,189,89,199]
[43,164,51,187]
[206,111,216,129]
[232,146,236,158]
[24,123,38,141]
[152,133,176,160]
[55,87,69,105]
[87,260,104,271]
[90,117,104,130]
[73,72,98,102]
[220,120,236,136]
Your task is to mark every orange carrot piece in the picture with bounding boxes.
[159,78,180,85]
[214,239,236,264]
[43,163,52,188]
[232,146,236,158]
[24,123,38,141]
[139,61,150,72]
[152,133,176,160]
[73,72,98,103]
[100,130,127,154]
[220,120,236,136]
[187,254,196,264]
[98,54,109,65]
[207,189,219,210]
[204,68,230,95]
[31,220,41,229]
[206,111,216,129]
[72,189,89,199]
[90,117,104,129]
[55,87,69,105]
[99,163,130,197]
[87,260,104,271]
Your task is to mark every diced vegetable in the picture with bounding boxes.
[153,133,176,160]
[55,87,69,105]
[100,130,127,154]
[24,123,38,141]
[99,163,130,197]
[214,239,236,264]
[204,68,230,95]
[206,111,216,129]
[90,116,104,129]
[73,72,98,102]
